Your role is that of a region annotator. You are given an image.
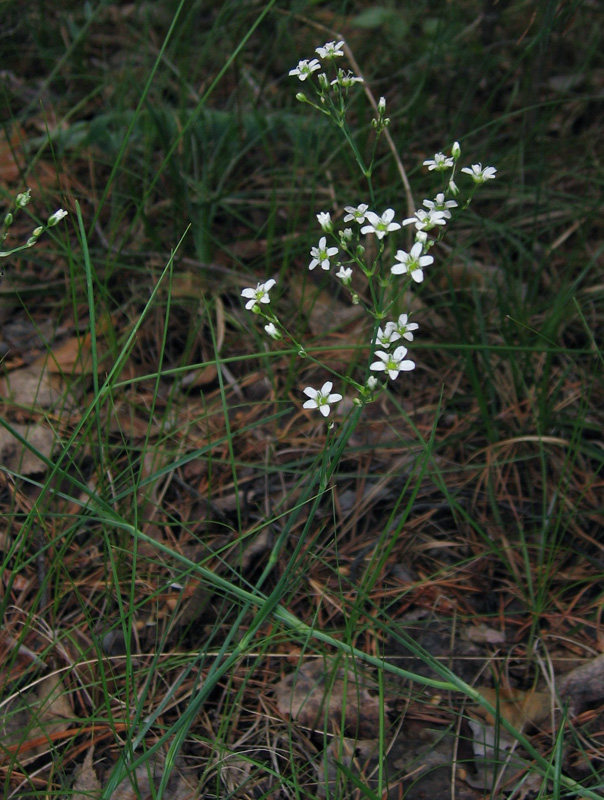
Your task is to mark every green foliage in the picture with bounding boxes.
[0,2,602,798]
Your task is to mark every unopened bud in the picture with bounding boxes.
[264,323,281,340]
[452,141,461,160]
[316,211,333,233]
[48,208,68,226]
[16,189,31,208]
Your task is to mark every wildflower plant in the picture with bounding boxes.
[241,40,496,421]
[1,189,68,270]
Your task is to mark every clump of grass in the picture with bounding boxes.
[0,2,603,798]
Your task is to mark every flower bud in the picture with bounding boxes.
[448,179,460,196]
[16,190,32,208]
[295,92,306,103]
[3,212,13,227]
[264,323,281,340]
[452,141,461,160]
[48,208,68,226]
[316,211,333,233]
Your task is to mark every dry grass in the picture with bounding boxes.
[0,1,603,798]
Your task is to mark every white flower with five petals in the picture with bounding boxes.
[303,381,342,417]
[344,204,369,224]
[370,346,415,380]
[391,242,434,283]
[395,314,419,341]
[423,193,458,219]
[241,279,276,310]
[402,208,447,232]
[309,237,339,271]
[461,163,497,183]
[316,40,345,59]
[289,59,321,81]
[360,209,401,239]
[374,322,401,348]
[331,69,363,87]
[423,152,454,171]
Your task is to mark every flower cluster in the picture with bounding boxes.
[240,41,496,418]
[1,189,69,261]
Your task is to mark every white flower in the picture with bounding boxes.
[391,242,434,283]
[402,208,447,232]
[360,209,401,240]
[374,322,401,348]
[316,211,333,232]
[264,322,280,339]
[47,208,68,226]
[316,40,345,59]
[461,163,497,183]
[289,59,321,81]
[370,346,415,380]
[331,69,363,87]
[423,152,454,171]
[336,265,352,284]
[241,278,276,310]
[309,236,339,271]
[340,227,353,242]
[395,313,419,341]
[303,381,342,417]
[344,204,369,224]
[366,375,378,391]
[423,193,458,219]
